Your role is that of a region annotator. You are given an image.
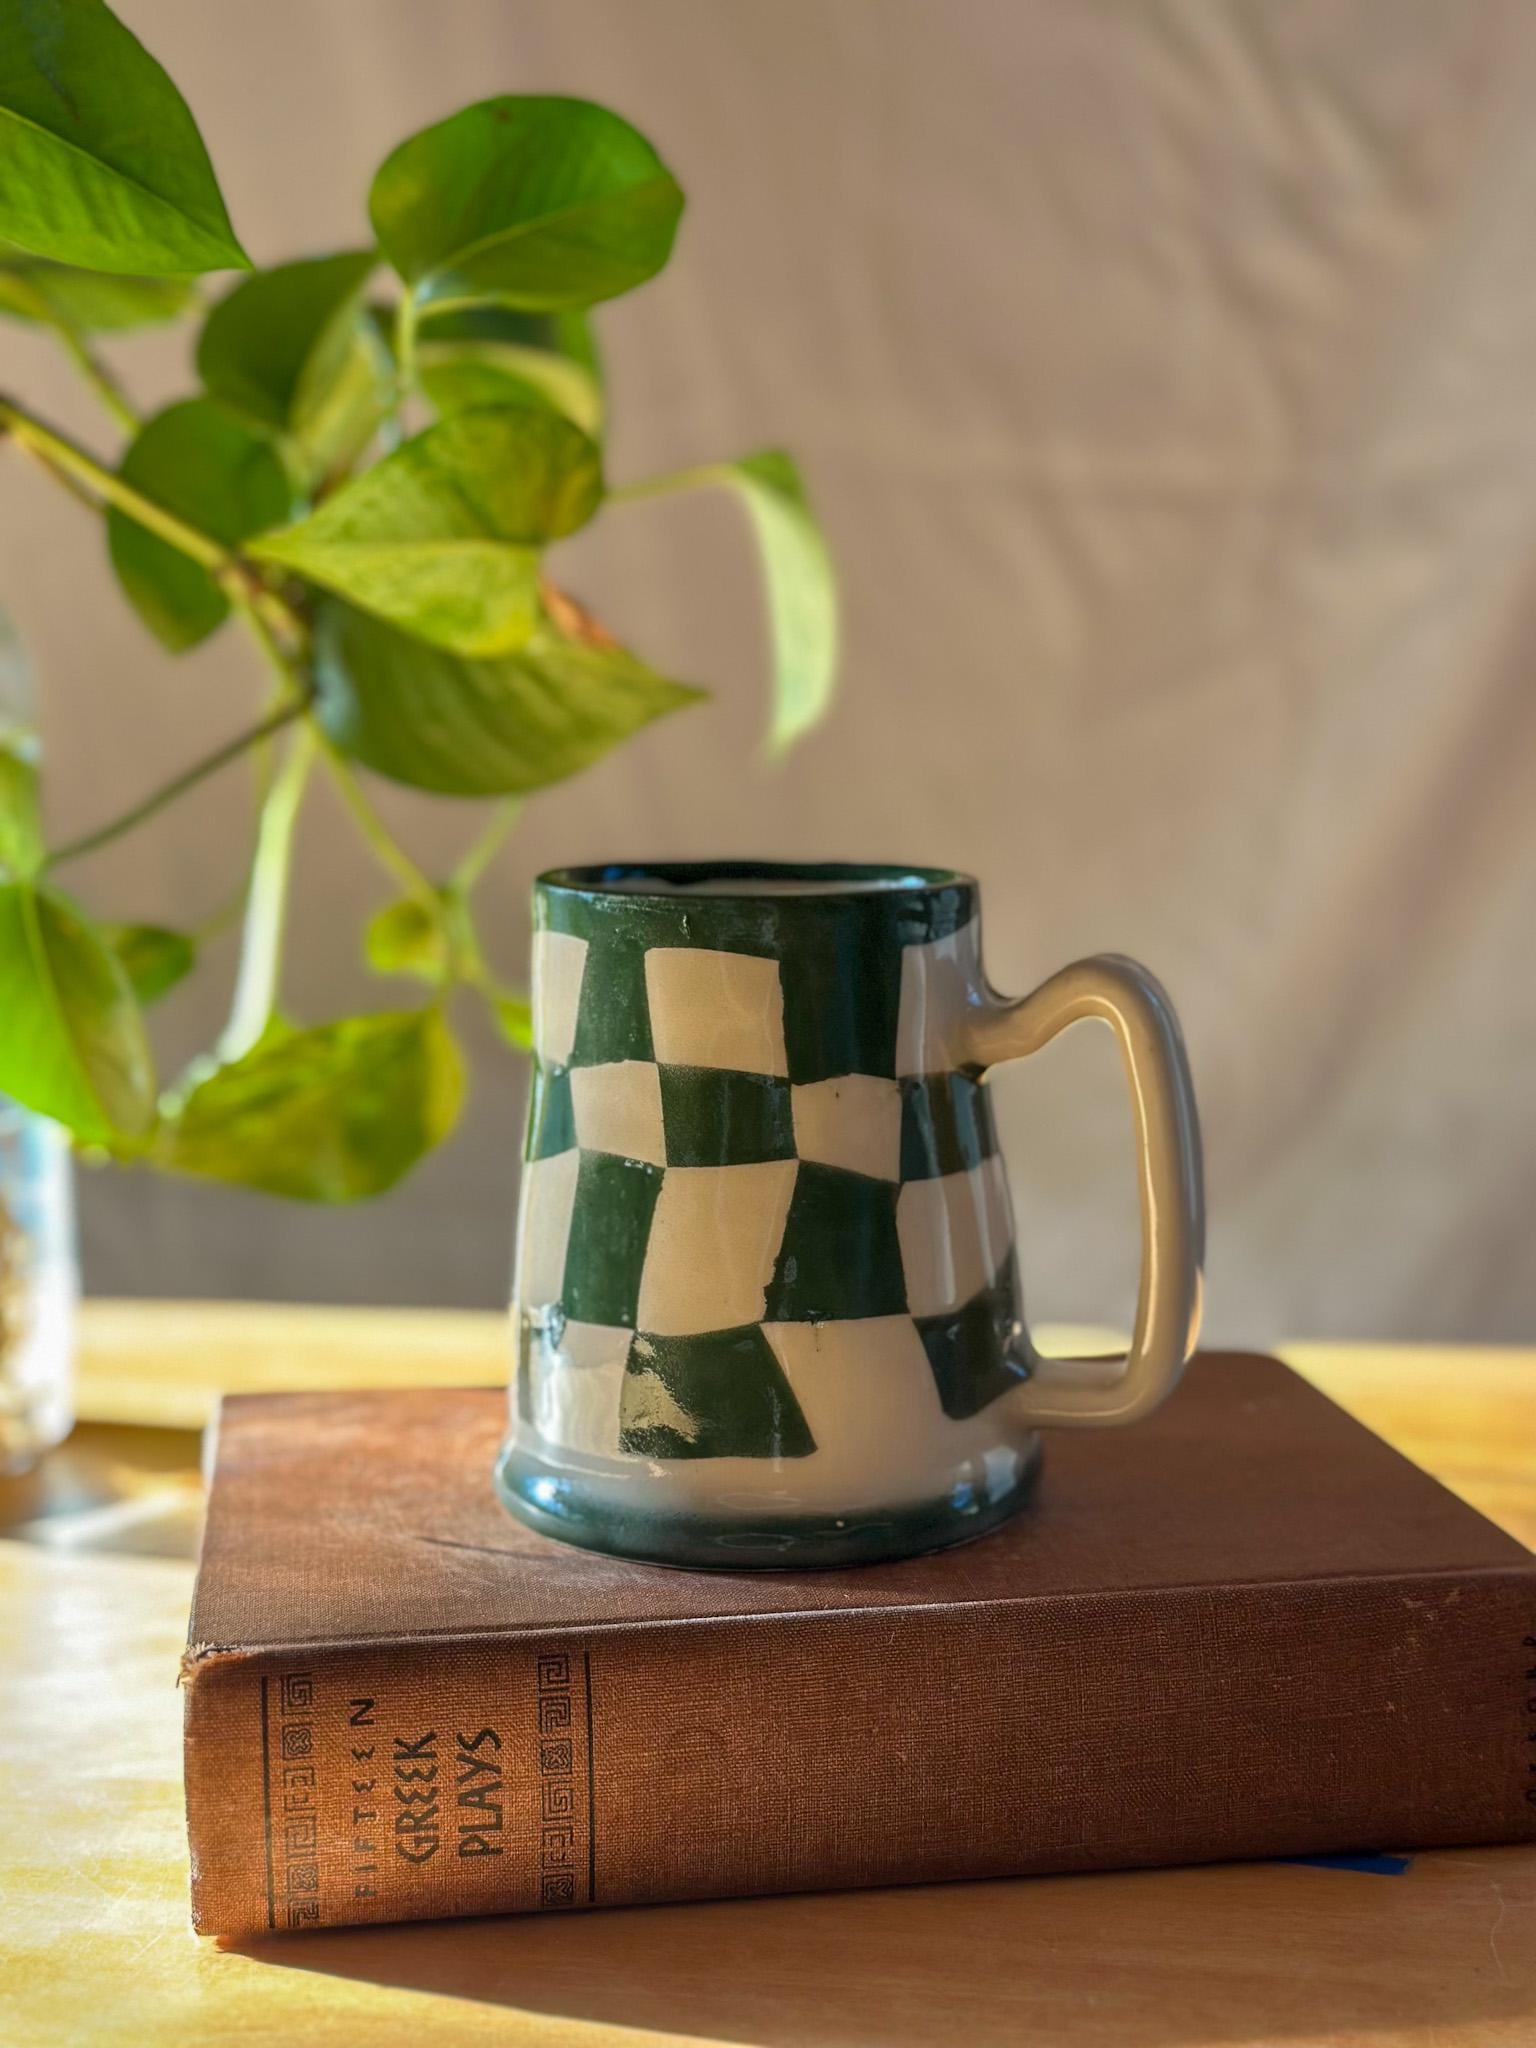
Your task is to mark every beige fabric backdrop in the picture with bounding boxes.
[3,0,1533,1341]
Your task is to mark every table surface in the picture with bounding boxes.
[2,1305,1533,2048]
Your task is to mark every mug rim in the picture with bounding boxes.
[537,860,975,900]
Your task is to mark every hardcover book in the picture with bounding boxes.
[182,1353,1536,1938]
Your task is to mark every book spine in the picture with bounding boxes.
[183,1566,1536,1937]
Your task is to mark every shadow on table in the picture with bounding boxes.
[231,1851,1535,2047]
[0,1421,204,1559]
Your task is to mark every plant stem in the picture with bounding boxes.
[239,601,310,699]
[219,724,316,1062]
[0,274,140,436]
[0,396,230,573]
[51,328,140,436]
[606,464,722,507]
[320,744,436,902]
[44,700,309,870]
[452,798,522,891]
[190,882,251,947]
[237,570,444,977]
[393,293,419,406]
[0,393,307,641]
[11,435,101,515]
[214,612,320,1060]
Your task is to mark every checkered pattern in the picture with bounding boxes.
[514,918,1029,1463]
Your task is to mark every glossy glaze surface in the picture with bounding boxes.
[502,863,1045,1563]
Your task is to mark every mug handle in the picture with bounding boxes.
[968,954,1205,1427]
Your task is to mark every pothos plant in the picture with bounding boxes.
[0,0,836,1201]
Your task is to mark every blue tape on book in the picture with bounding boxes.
[1278,1852,1413,1875]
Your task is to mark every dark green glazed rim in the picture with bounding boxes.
[535,862,978,954]
[538,860,975,895]
[494,1436,1043,1571]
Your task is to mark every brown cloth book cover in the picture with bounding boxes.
[183,1353,1536,1938]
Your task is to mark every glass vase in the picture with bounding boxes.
[0,1100,79,1474]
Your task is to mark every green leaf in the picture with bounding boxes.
[249,403,601,655]
[489,990,533,1049]
[197,251,377,429]
[0,246,194,330]
[370,96,682,315]
[714,452,839,753]
[313,595,704,795]
[418,304,603,436]
[107,398,294,651]
[0,0,248,275]
[364,895,448,984]
[103,921,195,1005]
[161,1007,464,1201]
[0,737,42,880]
[196,251,384,478]
[0,880,155,1141]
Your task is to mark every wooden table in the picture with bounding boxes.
[2,1305,1533,2048]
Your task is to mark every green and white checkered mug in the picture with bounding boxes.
[497,863,1204,1567]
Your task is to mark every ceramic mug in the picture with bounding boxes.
[497,862,1204,1568]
